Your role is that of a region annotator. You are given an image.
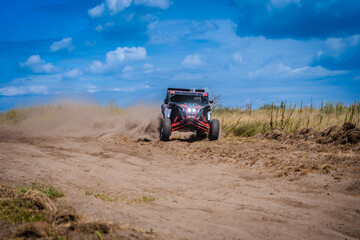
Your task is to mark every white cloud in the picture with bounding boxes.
[62,68,81,80]
[84,84,98,93]
[148,19,223,45]
[170,73,206,81]
[111,87,133,92]
[20,55,56,73]
[12,74,62,85]
[85,41,96,46]
[233,52,243,63]
[143,63,155,69]
[249,63,345,79]
[270,0,300,8]
[89,46,147,73]
[106,46,146,63]
[88,0,130,17]
[106,0,132,15]
[88,3,105,18]
[88,60,103,74]
[105,22,114,27]
[0,86,48,96]
[87,0,170,17]
[182,54,204,66]
[122,66,133,72]
[110,85,150,92]
[50,38,74,52]
[95,25,104,32]
[316,51,323,57]
[95,22,114,32]
[143,63,157,73]
[324,34,360,56]
[134,0,170,9]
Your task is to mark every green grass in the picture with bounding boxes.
[146,228,155,235]
[85,190,93,195]
[3,109,18,123]
[0,198,46,224]
[0,183,63,224]
[137,196,157,203]
[18,183,64,199]
[96,230,104,240]
[85,191,118,202]
[94,193,118,202]
[231,121,271,137]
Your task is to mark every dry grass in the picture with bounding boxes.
[215,100,360,137]
[85,191,118,202]
[1,100,359,138]
[0,183,152,239]
[18,183,64,199]
[0,183,63,224]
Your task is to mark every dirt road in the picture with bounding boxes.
[1,125,359,239]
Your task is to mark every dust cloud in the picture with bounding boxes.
[1,102,161,141]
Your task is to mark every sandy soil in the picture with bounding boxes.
[1,124,359,239]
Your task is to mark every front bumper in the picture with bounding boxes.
[171,116,210,133]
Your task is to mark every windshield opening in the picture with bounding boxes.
[170,94,208,104]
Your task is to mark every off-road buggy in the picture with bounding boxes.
[160,88,220,141]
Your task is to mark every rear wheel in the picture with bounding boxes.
[160,118,171,141]
[209,119,220,141]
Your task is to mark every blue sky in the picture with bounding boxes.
[0,0,359,110]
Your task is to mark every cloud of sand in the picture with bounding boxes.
[1,102,161,140]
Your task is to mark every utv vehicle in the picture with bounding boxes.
[160,88,220,141]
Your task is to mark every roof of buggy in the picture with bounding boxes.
[167,88,207,96]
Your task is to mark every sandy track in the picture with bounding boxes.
[0,129,359,239]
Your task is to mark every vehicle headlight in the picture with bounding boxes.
[187,108,191,113]
[192,108,196,112]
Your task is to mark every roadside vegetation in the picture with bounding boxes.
[18,183,64,199]
[1,99,359,138]
[85,191,118,202]
[0,183,153,239]
[136,195,157,203]
[214,100,360,137]
[0,183,63,225]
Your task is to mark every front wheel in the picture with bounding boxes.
[160,118,171,141]
[209,119,220,141]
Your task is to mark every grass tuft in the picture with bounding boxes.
[94,193,118,202]
[146,228,155,235]
[96,230,104,240]
[0,199,46,224]
[85,190,92,195]
[0,183,61,224]
[18,183,64,199]
[137,196,157,202]
[4,109,18,123]
[85,191,118,202]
